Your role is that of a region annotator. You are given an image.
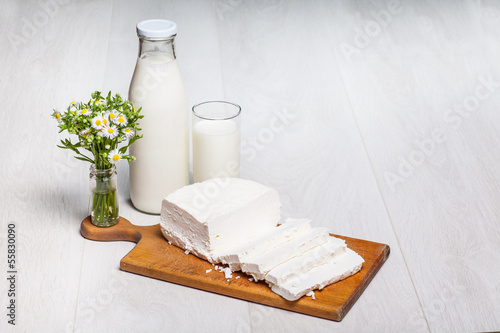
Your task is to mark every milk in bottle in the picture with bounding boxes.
[128,19,189,214]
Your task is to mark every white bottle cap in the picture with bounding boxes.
[136,19,177,38]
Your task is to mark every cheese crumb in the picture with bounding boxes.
[206,269,212,273]
[249,278,254,282]
[306,291,316,300]
[215,265,219,270]
[184,250,190,255]
[168,241,172,245]
[223,267,233,279]
[235,276,240,280]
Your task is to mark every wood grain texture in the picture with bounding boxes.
[1,0,499,331]
[0,1,113,332]
[80,216,390,321]
[327,1,500,331]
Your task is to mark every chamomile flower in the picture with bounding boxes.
[101,113,110,126]
[107,110,118,122]
[123,127,135,139]
[79,128,91,138]
[79,108,92,116]
[52,110,61,123]
[114,114,128,126]
[108,149,122,164]
[91,114,106,130]
[55,91,142,174]
[90,100,105,113]
[102,125,119,139]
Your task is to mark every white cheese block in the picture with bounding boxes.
[240,227,330,280]
[160,178,281,263]
[220,218,312,271]
[269,248,364,301]
[265,236,346,286]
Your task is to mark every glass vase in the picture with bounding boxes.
[89,165,119,227]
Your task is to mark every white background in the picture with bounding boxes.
[1,0,499,332]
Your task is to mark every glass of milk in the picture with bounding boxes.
[192,101,241,183]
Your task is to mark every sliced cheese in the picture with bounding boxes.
[158,177,365,302]
[241,227,330,280]
[265,236,346,286]
[220,218,311,271]
[160,178,281,263]
[269,248,364,301]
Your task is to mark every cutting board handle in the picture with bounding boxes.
[80,216,153,244]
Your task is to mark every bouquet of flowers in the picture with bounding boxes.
[53,91,143,226]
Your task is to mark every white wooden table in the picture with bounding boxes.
[1,0,499,332]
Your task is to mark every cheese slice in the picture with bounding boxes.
[220,218,312,271]
[265,236,346,286]
[160,178,281,263]
[269,248,364,301]
[241,227,330,280]
[159,177,365,302]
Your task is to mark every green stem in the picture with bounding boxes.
[90,168,119,227]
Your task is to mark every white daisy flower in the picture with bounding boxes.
[102,125,119,139]
[91,114,105,130]
[79,128,91,137]
[52,110,62,123]
[101,113,110,126]
[79,108,92,116]
[107,110,119,123]
[108,149,122,164]
[115,114,128,127]
[123,127,135,139]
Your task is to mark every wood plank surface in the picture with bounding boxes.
[326,1,500,331]
[0,1,114,332]
[80,216,390,321]
[1,0,499,332]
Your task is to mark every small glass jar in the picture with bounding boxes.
[89,165,119,227]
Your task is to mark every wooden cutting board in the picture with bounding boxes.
[80,216,389,321]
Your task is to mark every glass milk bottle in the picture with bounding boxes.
[128,19,189,214]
